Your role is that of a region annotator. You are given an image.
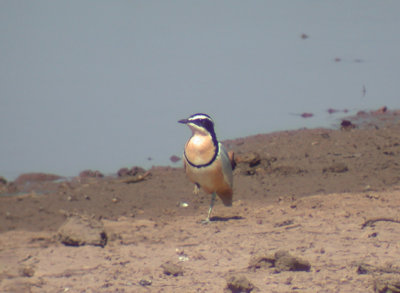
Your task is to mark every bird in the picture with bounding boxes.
[178,113,235,223]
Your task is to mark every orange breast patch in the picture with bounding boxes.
[185,135,216,165]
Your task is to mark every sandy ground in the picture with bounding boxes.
[1,109,400,292]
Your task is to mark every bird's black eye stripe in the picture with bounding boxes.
[201,119,214,134]
[191,118,214,133]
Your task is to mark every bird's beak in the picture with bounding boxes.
[178,118,188,124]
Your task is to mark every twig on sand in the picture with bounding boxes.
[119,171,151,184]
[357,262,400,275]
[361,217,400,229]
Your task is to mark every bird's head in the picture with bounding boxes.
[178,113,216,137]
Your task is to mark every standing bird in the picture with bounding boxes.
[178,113,235,222]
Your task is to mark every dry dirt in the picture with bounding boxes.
[1,109,400,292]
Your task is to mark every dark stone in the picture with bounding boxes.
[226,275,254,293]
[341,120,356,130]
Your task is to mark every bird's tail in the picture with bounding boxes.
[228,151,236,170]
[217,190,233,206]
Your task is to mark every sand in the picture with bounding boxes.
[1,109,400,292]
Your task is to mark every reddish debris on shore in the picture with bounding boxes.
[301,112,313,118]
[14,173,63,185]
[117,166,146,177]
[372,106,387,115]
[170,155,181,163]
[79,170,104,178]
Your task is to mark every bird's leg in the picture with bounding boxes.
[208,192,216,219]
[202,192,216,224]
[193,183,200,195]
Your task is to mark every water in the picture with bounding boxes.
[1,1,400,180]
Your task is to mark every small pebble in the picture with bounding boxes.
[139,279,152,286]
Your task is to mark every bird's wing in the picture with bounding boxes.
[219,143,233,187]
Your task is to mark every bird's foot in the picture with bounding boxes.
[201,218,211,224]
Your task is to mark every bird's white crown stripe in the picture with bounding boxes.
[188,115,213,122]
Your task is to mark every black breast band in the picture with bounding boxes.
[184,143,219,168]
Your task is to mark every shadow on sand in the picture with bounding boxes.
[210,215,244,222]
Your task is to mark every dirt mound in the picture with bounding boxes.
[1,109,400,292]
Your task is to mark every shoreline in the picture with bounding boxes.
[2,106,398,183]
